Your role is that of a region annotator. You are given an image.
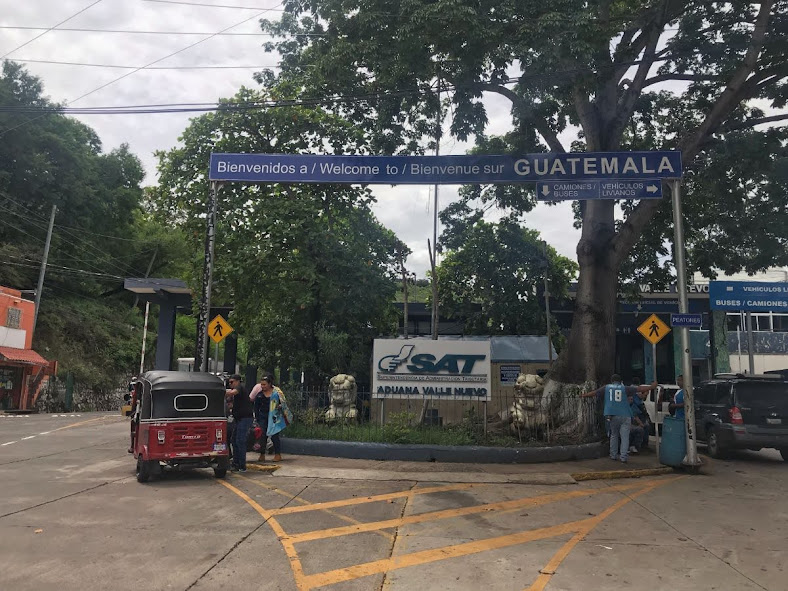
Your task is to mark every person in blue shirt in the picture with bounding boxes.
[628,392,649,453]
[582,375,657,463]
[670,375,685,420]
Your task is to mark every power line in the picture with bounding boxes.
[0,0,105,60]
[0,25,321,36]
[0,2,285,139]
[142,0,285,9]
[11,58,282,70]
[0,197,148,276]
[1,258,123,279]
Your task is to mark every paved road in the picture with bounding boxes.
[0,413,785,591]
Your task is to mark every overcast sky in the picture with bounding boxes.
[2,0,584,276]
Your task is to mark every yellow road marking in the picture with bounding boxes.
[271,482,483,516]
[217,479,309,590]
[302,517,579,588]
[235,474,394,541]
[285,479,651,544]
[525,477,684,591]
[303,478,681,590]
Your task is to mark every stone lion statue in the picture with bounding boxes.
[509,373,546,434]
[507,373,597,439]
[325,373,358,422]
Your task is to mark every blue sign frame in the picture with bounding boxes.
[671,313,703,328]
[536,179,663,201]
[209,151,682,184]
[709,281,788,312]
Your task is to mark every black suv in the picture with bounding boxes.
[694,374,788,460]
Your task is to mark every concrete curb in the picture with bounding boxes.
[270,466,577,485]
[281,437,605,464]
[571,466,675,481]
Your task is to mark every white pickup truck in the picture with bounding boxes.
[643,384,680,434]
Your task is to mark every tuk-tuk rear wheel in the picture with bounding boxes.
[136,457,152,483]
[214,467,227,479]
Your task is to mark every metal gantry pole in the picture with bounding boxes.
[196,180,220,372]
[670,180,700,467]
[32,204,56,336]
[139,301,150,375]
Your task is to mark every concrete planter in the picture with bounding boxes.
[281,437,605,463]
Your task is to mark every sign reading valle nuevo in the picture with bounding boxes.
[372,339,491,401]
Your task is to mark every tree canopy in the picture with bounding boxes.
[0,62,190,391]
[261,0,788,382]
[151,86,406,383]
[436,213,577,339]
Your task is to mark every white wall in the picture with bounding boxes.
[728,355,788,374]
[0,327,26,349]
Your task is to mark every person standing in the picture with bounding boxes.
[226,374,253,472]
[670,375,686,420]
[582,375,656,463]
[260,375,291,462]
[249,379,271,461]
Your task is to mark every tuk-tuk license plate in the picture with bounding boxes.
[767,418,782,425]
[213,443,227,451]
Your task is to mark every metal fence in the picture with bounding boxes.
[280,384,605,447]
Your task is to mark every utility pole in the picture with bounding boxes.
[399,249,409,339]
[32,204,56,336]
[195,181,221,372]
[670,180,701,468]
[541,241,553,366]
[745,311,756,374]
[430,75,441,341]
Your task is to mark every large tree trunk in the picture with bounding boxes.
[550,200,619,385]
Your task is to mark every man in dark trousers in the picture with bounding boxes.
[226,374,253,472]
[581,375,656,464]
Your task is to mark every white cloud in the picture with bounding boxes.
[1,0,581,277]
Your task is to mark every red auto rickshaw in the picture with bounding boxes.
[129,371,230,483]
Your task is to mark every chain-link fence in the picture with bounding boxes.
[36,375,128,413]
[280,384,605,447]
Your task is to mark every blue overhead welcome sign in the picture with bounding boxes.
[209,151,682,184]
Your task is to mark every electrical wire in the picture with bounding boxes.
[0,25,321,36]
[0,0,105,60]
[142,0,285,9]
[11,58,283,70]
[0,197,148,276]
[0,2,286,139]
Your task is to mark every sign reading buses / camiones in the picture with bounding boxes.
[209,151,682,185]
[709,281,788,312]
[372,339,491,401]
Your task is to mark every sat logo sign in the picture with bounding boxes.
[372,339,491,401]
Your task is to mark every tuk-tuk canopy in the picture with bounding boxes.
[139,371,226,421]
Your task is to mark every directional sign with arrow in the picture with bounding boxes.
[536,179,662,201]
[208,315,233,344]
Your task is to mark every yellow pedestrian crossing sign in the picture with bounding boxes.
[637,313,670,345]
[208,315,233,344]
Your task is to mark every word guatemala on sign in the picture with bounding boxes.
[209,151,683,184]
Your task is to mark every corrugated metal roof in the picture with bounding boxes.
[0,346,49,366]
[392,335,555,362]
[490,336,556,363]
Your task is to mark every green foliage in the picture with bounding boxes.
[436,218,577,336]
[0,63,192,390]
[261,1,787,381]
[150,86,405,382]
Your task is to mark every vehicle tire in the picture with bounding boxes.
[780,449,788,462]
[214,467,227,479]
[136,457,151,483]
[706,428,728,459]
